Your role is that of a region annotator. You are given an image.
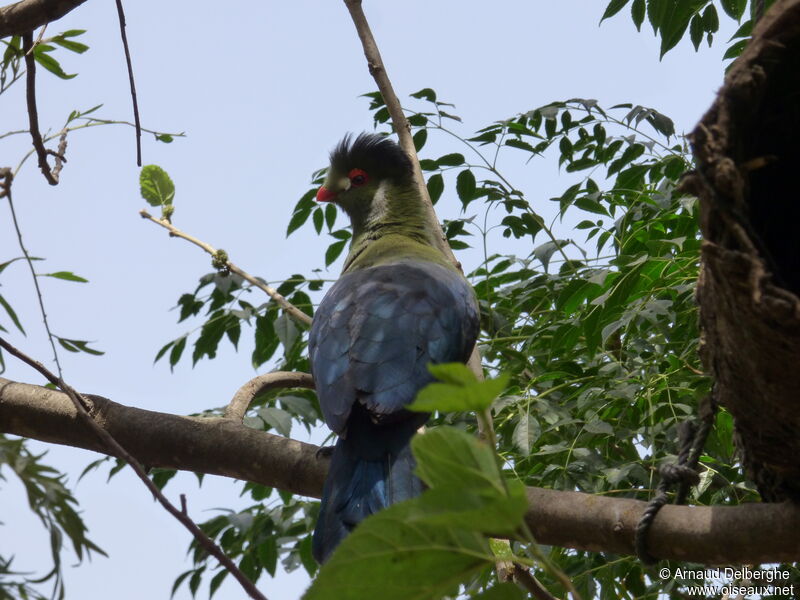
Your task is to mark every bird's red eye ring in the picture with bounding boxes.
[348,168,368,187]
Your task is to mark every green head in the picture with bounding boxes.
[316,133,418,231]
[316,133,446,271]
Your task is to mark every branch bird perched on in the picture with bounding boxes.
[309,133,479,563]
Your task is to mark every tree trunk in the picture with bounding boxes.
[686,0,800,501]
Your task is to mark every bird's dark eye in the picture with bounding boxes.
[348,168,369,187]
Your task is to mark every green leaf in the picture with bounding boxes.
[41,270,88,283]
[257,538,279,577]
[33,46,76,79]
[600,0,630,21]
[533,240,567,272]
[427,173,444,204]
[702,4,719,31]
[312,207,324,234]
[585,419,614,435]
[410,88,437,102]
[413,129,428,151]
[412,427,504,493]
[0,294,25,334]
[403,479,527,536]
[723,39,747,59]
[154,339,174,364]
[304,501,491,600]
[298,535,317,577]
[55,337,104,355]
[720,0,747,20]
[631,0,646,30]
[658,0,707,58]
[258,406,292,437]
[689,14,704,50]
[325,239,347,266]
[189,567,205,596]
[209,570,227,598]
[647,0,668,34]
[167,335,186,369]
[437,153,465,167]
[252,314,279,367]
[139,165,175,206]
[52,35,89,54]
[171,570,193,599]
[455,169,476,205]
[409,365,509,414]
[513,413,541,455]
[324,203,337,231]
[287,206,312,235]
[307,426,525,600]
[273,313,299,351]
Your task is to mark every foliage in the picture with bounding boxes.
[0,28,180,599]
[152,84,762,598]
[0,436,105,600]
[2,3,792,600]
[600,0,778,59]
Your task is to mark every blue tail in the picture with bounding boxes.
[312,408,425,563]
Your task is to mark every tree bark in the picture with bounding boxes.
[0,0,88,38]
[3,376,799,565]
[686,0,800,502]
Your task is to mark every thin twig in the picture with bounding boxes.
[13,119,183,177]
[226,371,315,422]
[139,209,312,327]
[1,170,63,375]
[513,564,561,600]
[114,0,142,166]
[22,31,61,185]
[0,336,269,600]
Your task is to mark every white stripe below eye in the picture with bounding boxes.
[338,177,351,192]
[366,180,389,224]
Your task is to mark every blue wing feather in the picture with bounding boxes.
[309,259,479,563]
[309,260,478,432]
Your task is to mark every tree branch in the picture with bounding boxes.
[23,31,66,185]
[0,340,269,600]
[342,0,452,261]
[0,0,87,39]
[3,375,798,565]
[139,209,312,327]
[225,371,315,422]
[512,565,559,600]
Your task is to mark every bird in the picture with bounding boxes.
[308,133,479,563]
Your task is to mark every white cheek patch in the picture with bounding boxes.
[367,180,389,223]
[338,177,351,192]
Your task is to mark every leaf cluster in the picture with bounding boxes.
[600,0,776,60]
[0,436,105,600]
[157,86,757,598]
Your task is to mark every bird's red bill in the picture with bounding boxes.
[316,186,337,202]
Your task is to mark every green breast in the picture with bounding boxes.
[344,234,455,273]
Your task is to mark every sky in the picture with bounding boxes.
[1,2,738,599]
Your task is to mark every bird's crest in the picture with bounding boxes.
[329,133,412,184]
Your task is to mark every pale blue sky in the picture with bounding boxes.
[2,2,736,598]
